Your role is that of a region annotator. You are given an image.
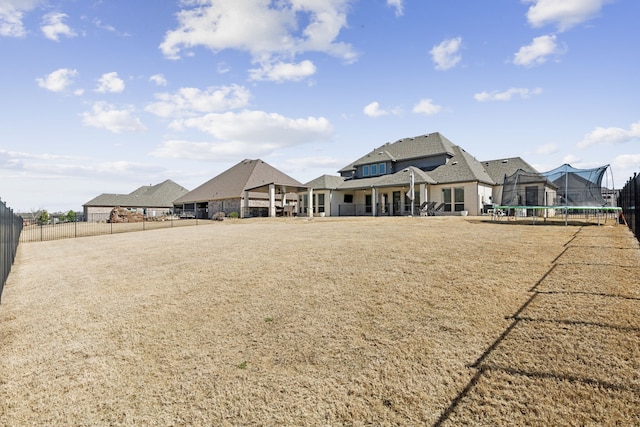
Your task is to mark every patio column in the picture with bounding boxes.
[371,187,377,217]
[308,188,314,217]
[243,190,250,218]
[269,184,276,217]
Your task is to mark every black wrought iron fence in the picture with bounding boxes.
[619,172,639,242]
[19,211,203,243]
[1,199,23,302]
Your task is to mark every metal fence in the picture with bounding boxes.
[19,211,207,243]
[618,172,639,242]
[1,199,23,302]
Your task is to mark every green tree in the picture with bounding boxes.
[37,210,50,225]
[65,210,76,222]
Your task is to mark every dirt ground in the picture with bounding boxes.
[1,216,639,426]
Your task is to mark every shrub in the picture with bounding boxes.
[228,211,239,219]
[212,212,225,221]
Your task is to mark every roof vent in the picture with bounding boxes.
[452,161,458,165]
[502,159,508,163]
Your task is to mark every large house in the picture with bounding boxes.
[83,179,189,221]
[300,132,546,217]
[173,159,309,219]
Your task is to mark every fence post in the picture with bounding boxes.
[0,198,23,303]
[631,173,640,237]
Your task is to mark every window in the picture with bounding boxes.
[404,192,419,212]
[344,194,353,203]
[365,194,372,213]
[317,193,325,213]
[454,187,465,211]
[379,163,386,174]
[371,164,377,175]
[363,165,369,176]
[442,188,452,212]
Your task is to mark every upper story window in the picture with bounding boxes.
[361,162,386,177]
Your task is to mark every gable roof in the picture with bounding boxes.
[338,166,436,190]
[174,159,304,204]
[84,180,189,208]
[306,175,345,190]
[481,157,539,184]
[428,145,495,185]
[339,132,457,172]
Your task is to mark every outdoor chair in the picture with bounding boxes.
[421,201,437,216]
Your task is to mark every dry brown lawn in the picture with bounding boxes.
[1,216,638,426]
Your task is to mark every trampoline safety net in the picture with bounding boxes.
[501,164,609,208]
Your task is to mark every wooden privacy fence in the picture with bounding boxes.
[0,199,23,303]
[619,171,640,242]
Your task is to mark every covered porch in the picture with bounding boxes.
[332,167,433,217]
[243,182,312,218]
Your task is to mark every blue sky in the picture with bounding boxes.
[1,0,639,212]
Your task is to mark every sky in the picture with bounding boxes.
[1,0,639,213]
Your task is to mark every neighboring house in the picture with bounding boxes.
[302,132,540,217]
[173,159,309,219]
[83,180,190,222]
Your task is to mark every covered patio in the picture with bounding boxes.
[243,182,312,218]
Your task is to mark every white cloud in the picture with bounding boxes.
[613,154,640,178]
[281,155,343,171]
[149,74,167,86]
[151,139,259,161]
[171,110,333,149]
[513,34,564,67]
[387,0,404,17]
[412,99,442,115]
[535,143,558,155]
[92,18,130,37]
[562,153,581,165]
[217,62,231,74]
[145,84,251,118]
[36,68,78,92]
[525,0,608,32]
[474,87,543,102]
[95,72,125,93]
[41,12,76,41]
[249,60,317,82]
[430,36,462,70]
[159,0,357,73]
[156,109,334,160]
[0,0,41,37]
[82,102,146,133]
[578,121,640,148]
[363,101,401,117]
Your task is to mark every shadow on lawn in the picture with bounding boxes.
[433,226,640,426]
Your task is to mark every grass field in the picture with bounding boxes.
[1,216,639,425]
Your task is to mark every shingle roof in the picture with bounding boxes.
[481,157,539,184]
[173,159,304,204]
[305,175,345,190]
[428,146,495,185]
[84,180,190,208]
[337,166,435,190]
[339,132,456,172]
